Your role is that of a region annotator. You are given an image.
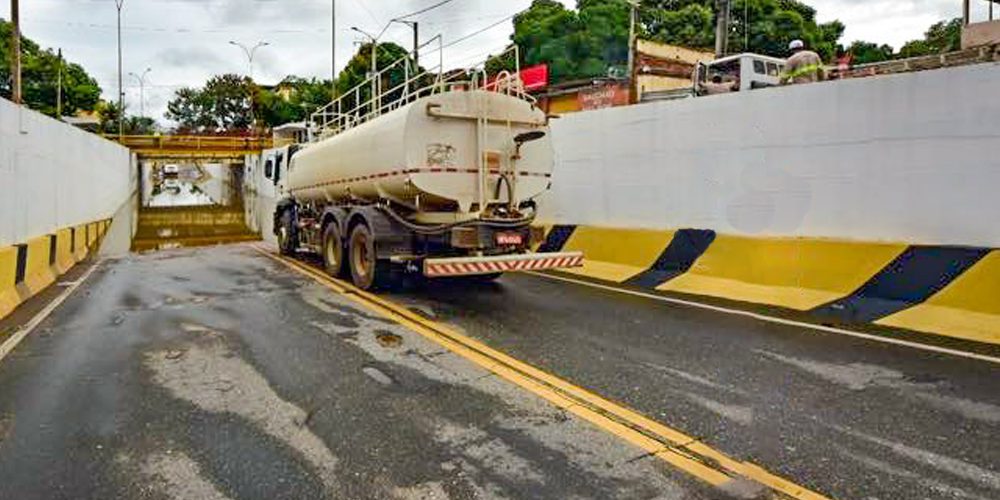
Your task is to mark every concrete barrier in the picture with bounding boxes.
[0,219,111,321]
[537,226,998,346]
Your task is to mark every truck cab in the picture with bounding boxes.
[695,53,786,95]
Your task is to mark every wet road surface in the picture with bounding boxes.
[0,244,997,499]
[387,272,1000,500]
[0,246,714,500]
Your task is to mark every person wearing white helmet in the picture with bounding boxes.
[781,39,825,85]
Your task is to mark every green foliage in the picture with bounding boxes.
[844,41,894,64]
[898,18,962,58]
[0,18,102,116]
[335,42,420,113]
[166,74,255,133]
[258,77,333,126]
[512,0,630,83]
[507,0,847,85]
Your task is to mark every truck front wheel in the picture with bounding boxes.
[348,224,390,290]
[322,223,345,278]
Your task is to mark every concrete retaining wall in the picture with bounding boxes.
[0,219,111,319]
[0,98,132,247]
[537,225,999,347]
[541,62,1000,248]
[1,98,133,320]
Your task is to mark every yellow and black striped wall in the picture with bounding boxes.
[0,219,112,321]
[535,225,1000,347]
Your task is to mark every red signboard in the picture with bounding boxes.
[485,64,549,93]
[519,64,549,92]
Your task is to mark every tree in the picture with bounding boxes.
[335,42,420,114]
[258,77,333,126]
[898,18,962,58]
[504,0,847,86]
[0,18,102,116]
[166,74,254,133]
[844,41,894,64]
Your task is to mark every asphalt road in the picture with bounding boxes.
[0,246,716,500]
[387,272,1000,500]
[0,245,997,500]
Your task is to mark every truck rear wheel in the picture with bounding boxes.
[277,211,297,256]
[322,223,345,278]
[348,224,390,290]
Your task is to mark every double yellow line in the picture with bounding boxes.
[254,245,831,500]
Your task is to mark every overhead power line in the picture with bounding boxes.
[396,0,459,20]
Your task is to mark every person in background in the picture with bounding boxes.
[699,74,739,95]
[781,39,825,85]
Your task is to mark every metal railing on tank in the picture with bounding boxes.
[310,43,534,141]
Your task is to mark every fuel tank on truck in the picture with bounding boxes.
[285,90,553,215]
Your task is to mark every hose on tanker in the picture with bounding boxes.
[380,203,536,236]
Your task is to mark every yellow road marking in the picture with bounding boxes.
[253,245,831,499]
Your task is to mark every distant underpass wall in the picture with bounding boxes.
[0,98,132,247]
[541,62,1000,248]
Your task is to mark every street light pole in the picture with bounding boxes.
[129,67,151,118]
[116,0,125,138]
[11,0,21,105]
[229,41,269,131]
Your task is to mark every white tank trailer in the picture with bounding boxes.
[271,89,583,289]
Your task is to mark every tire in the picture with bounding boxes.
[321,223,345,278]
[277,211,297,256]
[348,224,391,290]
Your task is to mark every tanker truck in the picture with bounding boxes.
[271,59,583,290]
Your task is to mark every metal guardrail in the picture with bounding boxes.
[310,43,535,141]
[109,135,274,155]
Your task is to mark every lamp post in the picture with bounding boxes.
[229,40,269,80]
[129,67,151,118]
[115,0,125,138]
[229,40,269,130]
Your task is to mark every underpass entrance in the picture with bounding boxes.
[115,135,272,252]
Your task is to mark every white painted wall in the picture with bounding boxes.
[541,62,1000,247]
[0,98,133,246]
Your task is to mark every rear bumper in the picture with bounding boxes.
[424,251,584,278]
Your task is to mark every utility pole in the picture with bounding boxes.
[57,49,63,118]
[715,0,731,58]
[626,1,638,104]
[115,0,125,138]
[627,1,637,80]
[129,67,151,118]
[11,0,21,104]
[389,19,420,68]
[410,22,419,69]
[330,0,337,99]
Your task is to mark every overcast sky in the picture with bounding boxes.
[0,0,980,121]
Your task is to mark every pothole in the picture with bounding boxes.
[375,331,403,348]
